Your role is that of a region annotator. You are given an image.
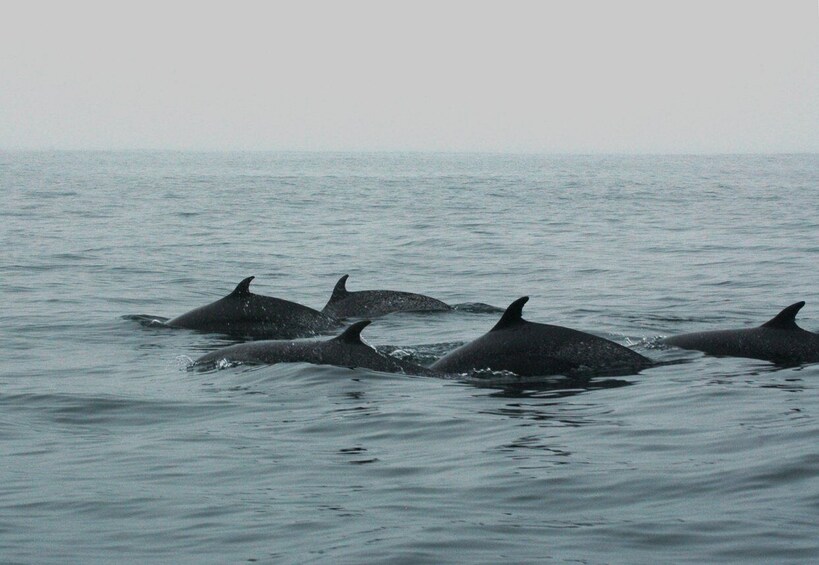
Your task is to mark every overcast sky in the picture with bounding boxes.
[1,1,817,153]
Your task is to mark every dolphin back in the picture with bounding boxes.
[662,302,819,364]
[194,320,436,376]
[167,277,339,338]
[322,275,451,318]
[432,297,651,377]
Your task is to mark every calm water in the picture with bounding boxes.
[1,151,817,564]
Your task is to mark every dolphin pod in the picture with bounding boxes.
[321,274,452,318]
[161,275,818,375]
[193,296,652,377]
[661,301,819,364]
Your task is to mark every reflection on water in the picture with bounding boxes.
[498,434,572,460]
[470,375,634,399]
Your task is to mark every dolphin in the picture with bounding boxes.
[166,276,339,339]
[321,274,452,318]
[194,320,436,375]
[661,301,819,364]
[430,297,652,377]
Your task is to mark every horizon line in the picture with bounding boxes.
[2,147,817,157]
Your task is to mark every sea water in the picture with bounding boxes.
[1,151,817,563]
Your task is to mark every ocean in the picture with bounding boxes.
[1,151,817,563]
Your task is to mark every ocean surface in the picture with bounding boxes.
[1,151,817,564]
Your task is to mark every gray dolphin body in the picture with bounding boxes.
[321,275,452,318]
[431,297,652,377]
[194,320,435,375]
[166,276,339,339]
[662,301,819,364]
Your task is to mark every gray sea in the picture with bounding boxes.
[2,151,818,564]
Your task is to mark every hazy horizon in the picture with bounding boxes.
[2,1,817,153]
[3,148,818,156]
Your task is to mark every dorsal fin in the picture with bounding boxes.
[491,296,529,331]
[230,276,255,297]
[761,301,805,330]
[333,320,372,344]
[328,274,350,303]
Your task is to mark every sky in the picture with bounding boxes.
[1,1,817,153]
